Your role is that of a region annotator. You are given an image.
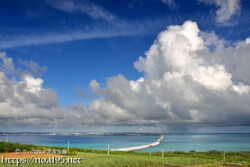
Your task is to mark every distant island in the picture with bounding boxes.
[0,132,164,136]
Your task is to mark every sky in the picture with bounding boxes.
[0,0,250,133]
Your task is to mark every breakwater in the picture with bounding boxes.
[111,135,164,152]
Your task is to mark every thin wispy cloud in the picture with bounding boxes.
[0,0,169,49]
[199,0,241,26]
[0,30,135,49]
[0,18,167,49]
[129,0,178,10]
[46,0,116,21]
[161,0,178,10]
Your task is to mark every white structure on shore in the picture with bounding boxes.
[111,135,164,152]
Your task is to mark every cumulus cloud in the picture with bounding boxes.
[199,0,241,26]
[0,52,64,131]
[89,20,250,130]
[134,21,249,93]
[200,31,229,51]
[1,20,250,132]
[212,38,250,84]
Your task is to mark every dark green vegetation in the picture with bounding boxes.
[0,141,35,153]
[0,142,249,166]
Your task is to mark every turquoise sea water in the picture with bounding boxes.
[0,134,249,152]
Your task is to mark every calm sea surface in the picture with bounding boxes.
[0,134,249,152]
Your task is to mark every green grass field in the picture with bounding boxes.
[0,142,249,167]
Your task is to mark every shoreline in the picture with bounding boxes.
[1,134,250,153]
[1,141,250,154]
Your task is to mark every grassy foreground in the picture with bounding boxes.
[0,142,250,166]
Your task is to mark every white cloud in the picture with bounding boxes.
[199,0,241,26]
[0,52,64,131]
[1,20,250,132]
[0,71,63,124]
[246,38,250,44]
[135,21,248,93]
[22,75,43,94]
[90,20,250,130]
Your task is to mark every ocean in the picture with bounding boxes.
[0,134,249,152]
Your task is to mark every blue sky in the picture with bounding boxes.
[1,0,249,106]
[1,0,250,132]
